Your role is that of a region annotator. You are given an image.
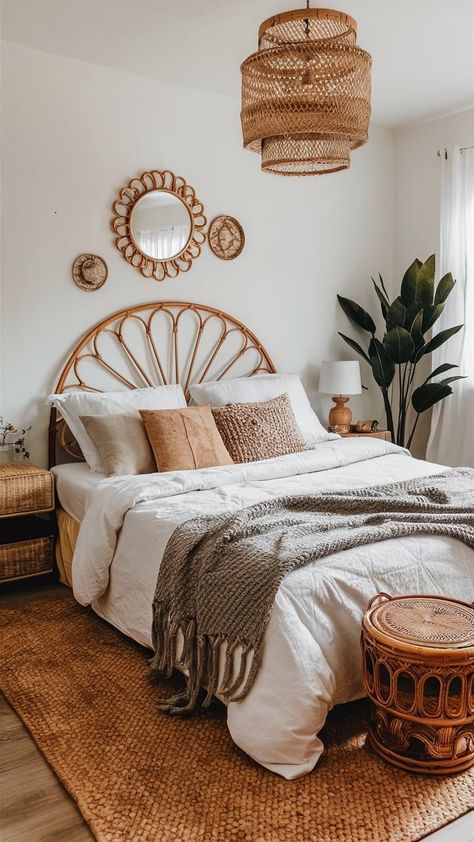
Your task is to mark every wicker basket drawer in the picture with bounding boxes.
[0,464,54,516]
[0,534,54,581]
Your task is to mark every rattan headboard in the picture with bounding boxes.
[48,300,276,467]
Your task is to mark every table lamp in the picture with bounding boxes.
[318,360,362,433]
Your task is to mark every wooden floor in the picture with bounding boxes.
[1,694,93,842]
[0,580,93,841]
[1,580,473,842]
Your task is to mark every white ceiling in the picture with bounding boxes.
[2,0,473,128]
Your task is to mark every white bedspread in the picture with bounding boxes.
[72,438,474,779]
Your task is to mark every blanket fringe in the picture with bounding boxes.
[151,602,257,714]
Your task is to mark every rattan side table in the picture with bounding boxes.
[361,593,474,775]
[0,463,55,583]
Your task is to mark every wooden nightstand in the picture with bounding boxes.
[0,463,56,583]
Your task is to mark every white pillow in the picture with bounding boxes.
[49,385,187,472]
[190,374,333,447]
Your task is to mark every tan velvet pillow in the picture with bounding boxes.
[80,414,156,477]
[211,393,307,464]
[139,405,234,472]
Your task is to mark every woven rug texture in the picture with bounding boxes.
[1,592,473,842]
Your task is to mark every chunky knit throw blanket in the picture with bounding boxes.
[151,468,474,713]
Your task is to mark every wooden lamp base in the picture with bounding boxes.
[328,395,352,433]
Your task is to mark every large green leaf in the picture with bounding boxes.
[414,254,435,307]
[378,273,390,299]
[412,382,452,413]
[409,310,424,357]
[404,303,422,331]
[372,277,389,319]
[435,272,456,305]
[439,375,466,386]
[337,296,376,334]
[421,324,463,356]
[422,363,458,385]
[383,326,415,363]
[369,337,395,388]
[385,297,406,330]
[401,258,422,305]
[338,333,370,364]
[422,303,444,333]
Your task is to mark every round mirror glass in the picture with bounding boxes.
[130,190,192,260]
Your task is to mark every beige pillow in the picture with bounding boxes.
[139,405,234,473]
[80,414,156,477]
[211,393,307,464]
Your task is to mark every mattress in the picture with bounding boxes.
[52,462,107,522]
[71,438,474,779]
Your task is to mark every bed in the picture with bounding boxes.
[49,301,474,780]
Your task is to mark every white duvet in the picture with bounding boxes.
[72,438,474,779]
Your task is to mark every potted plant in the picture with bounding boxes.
[0,418,31,464]
[337,254,464,449]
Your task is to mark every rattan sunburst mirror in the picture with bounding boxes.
[112,170,207,282]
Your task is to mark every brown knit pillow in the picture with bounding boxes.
[211,393,307,464]
[139,405,234,472]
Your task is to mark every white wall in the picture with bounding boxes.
[1,43,395,466]
[393,108,474,455]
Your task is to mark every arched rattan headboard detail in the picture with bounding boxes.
[48,301,276,467]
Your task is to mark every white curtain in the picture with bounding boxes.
[139,225,188,260]
[427,146,474,466]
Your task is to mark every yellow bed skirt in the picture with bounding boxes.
[56,508,80,588]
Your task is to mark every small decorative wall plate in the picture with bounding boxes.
[72,254,108,291]
[208,216,245,260]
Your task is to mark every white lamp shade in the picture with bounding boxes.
[318,360,362,395]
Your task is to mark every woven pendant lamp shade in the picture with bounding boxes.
[240,8,372,175]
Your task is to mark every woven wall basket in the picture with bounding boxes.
[240,8,372,175]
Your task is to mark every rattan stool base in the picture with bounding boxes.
[368,730,474,776]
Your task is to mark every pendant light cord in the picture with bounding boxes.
[304,0,310,36]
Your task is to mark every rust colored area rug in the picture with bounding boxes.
[1,592,473,842]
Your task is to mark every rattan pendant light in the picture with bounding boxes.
[240,5,372,175]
